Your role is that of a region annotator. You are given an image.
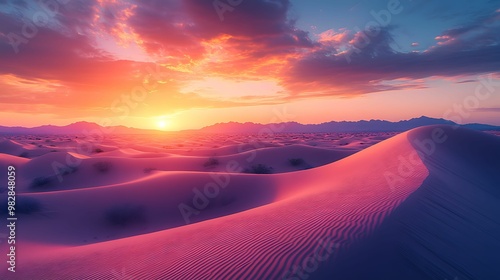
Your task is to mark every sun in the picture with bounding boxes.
[156,119,169,130]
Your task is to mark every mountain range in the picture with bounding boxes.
[199,116,500,133]
[0,117,499,135]
[0,121,157,135]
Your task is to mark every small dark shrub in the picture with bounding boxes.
[289,158,305,166]
[0,196,42,215]
[244,164,274,174]
[143,167,157,174]
[93,161,112,173]
[31,177,52,189]
[18,152,29,158]
[17,197,42,215]
[57,165,78,176]
[203,157,220,168]
[105,204,146,227]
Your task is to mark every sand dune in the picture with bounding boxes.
[1,126,499,279]
[6,144,353,193]
[0,139,51,158]
[321,126,500,279]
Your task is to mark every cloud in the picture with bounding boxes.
[0,0,312,119]
[0,0,500,120]
[474,107,500,113]
[122,0,314,64]
[281,9,500,97]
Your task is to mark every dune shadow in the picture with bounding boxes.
[310,125,500,279]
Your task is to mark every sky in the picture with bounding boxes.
[0,0,499,131]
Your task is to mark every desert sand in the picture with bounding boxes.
[0,125,499,279]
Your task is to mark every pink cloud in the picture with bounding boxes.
[318,29,350,44]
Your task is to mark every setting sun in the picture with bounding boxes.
[157,119,169,129]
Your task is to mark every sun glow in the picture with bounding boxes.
[156,119,169,130]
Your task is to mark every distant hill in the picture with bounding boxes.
[199,116,500,133]
[0,121,159,135]
[0,117,499,135]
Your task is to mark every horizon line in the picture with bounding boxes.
[1,115,499,133]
